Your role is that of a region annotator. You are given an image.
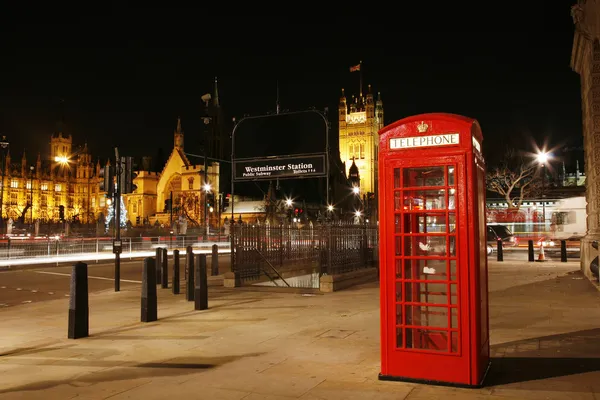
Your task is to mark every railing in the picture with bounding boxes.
[231,222,378,288]
[0,235,231,265]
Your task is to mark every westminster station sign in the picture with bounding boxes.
[390,133,460,150]
[234,154,326,181]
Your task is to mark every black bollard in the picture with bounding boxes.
[141,257,157,322]
[528,240,534,262]
[497,239,503,262]
[561,240,568,262]
[68,262,89,339]
[155,247,162,285]
[211,244,219,276]
[195,254,208,310]
[186,247,195,301]
[161,247,168,289]
[173,249,180,294]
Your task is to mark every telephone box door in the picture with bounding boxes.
[382,155,471,384]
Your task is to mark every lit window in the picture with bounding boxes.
[359,143,365,159]
[26,181,32,190]
[41,183,48,191]
[10,180,18,188]
[55,184,61,192]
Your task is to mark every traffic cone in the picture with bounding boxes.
[536,242,546,262]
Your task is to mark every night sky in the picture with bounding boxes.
[0,4,584,171]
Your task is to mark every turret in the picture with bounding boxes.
[174,117,184,150]
[36,153,41,179]
[376,92,384,129]
[21,151,27,177]
[338,88,347,130]
[5,150,11,177]
[366,84,375,119]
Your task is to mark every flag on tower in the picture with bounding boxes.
[350,63,361,72]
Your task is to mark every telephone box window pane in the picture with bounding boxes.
[395,236,402,256]
[450,260,457,281]
[394,191,401,210]
[450,283,458,305]
[449,188,456,210]
[395,214,401,233]
[404,259,447,280]
[450,331,459,353]
[396,328,404,348]
[403,167,445,187]
[406,329,449,351]
[448,166,456,186]
[449,213,456,231]
[405,305,449,328]
[404,282,448,305]
[449,235,457,257]
[395,281,402,302]
[403,190,446,210]
[396,305,403,325]
[395,259,403,278]
[451,308,459,329]
[405,235,448,256]
[404,213,449,233]
[394,168,401,188]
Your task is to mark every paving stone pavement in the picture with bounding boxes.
[0,260,598,399]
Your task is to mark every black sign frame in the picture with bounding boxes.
[233,153,326,182]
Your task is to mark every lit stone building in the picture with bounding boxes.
[570,0,600,281]
[338,85,384,196]
[124,117,220,227]
[1,131,104,224]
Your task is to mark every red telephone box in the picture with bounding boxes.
[377,113,489,387]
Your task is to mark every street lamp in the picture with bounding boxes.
[536,151,550,226]
[203,182,211,240]
[29,166,34,224]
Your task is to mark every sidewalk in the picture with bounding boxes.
[0,260,598,399]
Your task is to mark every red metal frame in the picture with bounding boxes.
[378,113,489,388]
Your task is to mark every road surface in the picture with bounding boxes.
[0,254,231,308]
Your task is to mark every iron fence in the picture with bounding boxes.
[0,235,229,262]
[231,222,379,288]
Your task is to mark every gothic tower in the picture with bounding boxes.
[338,79,384,196]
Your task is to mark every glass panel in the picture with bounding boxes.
[396,305,403,325]
[405,305,449,328]
[451,331,459,353]
[394,168,401,188]
[394,214,401,233]
[451,308,458,329]
[403,167,445,187]
[405,235,448,256]
[394,191,401,210]
[404,213,450,234]
[448,166,456,186]
[396,328,403,348]
[449,213,456,232]
[395,281,402,302]
[450,260,457,281]
[405,282,448,305]
[449,235,457,256]
[395,259,402,278]
[403,190,446,211]
[395,236,402,256]
[449,188,456,210]
[406,328,449,351]
[450,283,458,305]
[404,259,447,280]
